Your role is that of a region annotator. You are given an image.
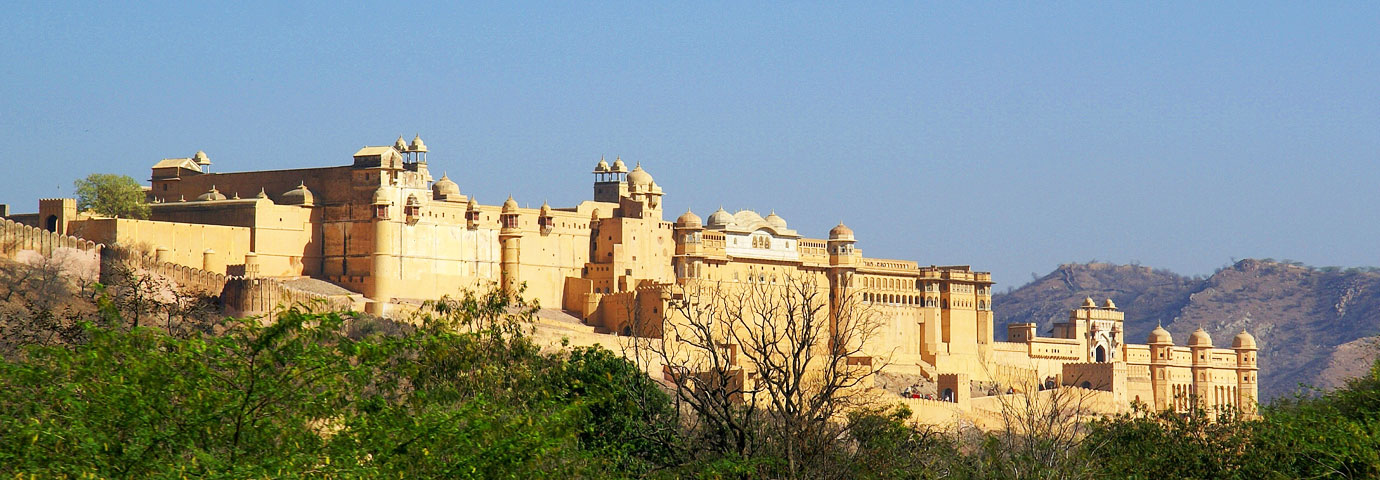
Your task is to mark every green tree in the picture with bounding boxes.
[74,173,150,219]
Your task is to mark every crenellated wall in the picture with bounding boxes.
[1,218,102,259]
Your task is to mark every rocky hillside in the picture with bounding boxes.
[994,260,1380,400]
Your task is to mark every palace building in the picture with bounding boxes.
[1,136,1259,420]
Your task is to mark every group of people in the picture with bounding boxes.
[985,385,1017,396]
[900,384,934,400]
[900,384,958,402]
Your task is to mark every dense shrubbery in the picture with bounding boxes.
[1,281,1378,478]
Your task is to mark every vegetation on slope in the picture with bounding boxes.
[1,256,1379,478]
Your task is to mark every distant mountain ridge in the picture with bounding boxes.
[993,260,1380,400]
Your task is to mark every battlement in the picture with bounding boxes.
[1,218,102,258]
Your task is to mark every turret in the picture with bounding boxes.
[1188,328,1213,364]
[674,209,703,279]
[1233,330,1259,415]
[1147,325,1173,410]
[538,201,554,234]
[465,197,480,229]
[368,186,400,315]
[1188,327,1214,411]
[827,222,856,266]
[593,156,629,202]
[499,196,521,291]
[826,222,859,353]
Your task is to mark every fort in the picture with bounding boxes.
[1,135,1258,423]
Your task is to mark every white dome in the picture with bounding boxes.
[707,208,735,228]
[765,211,787,229]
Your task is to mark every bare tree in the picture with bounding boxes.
[965,368,1104,480]
[624,273,884,476]
[623,280,757,462]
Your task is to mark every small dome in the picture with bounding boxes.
[1188,328,1213,347]
[502,195,518,213]
[192,150,211,165]
[594,157,610,173]
[1148,325,1173,344]
[394,135,408,151]
[676,209,702,229]
[410,135,427,152]
[372,186,393,205]
[255,188,270,200]
[1232,330,1257,350]
[196,185,226,201]
[466,197,479,211]
[540,201,552,216]
[432,173,460,199]
[611,157,628,173]
[829,222,854,241]
[627,163,653,187]
[765,211,787,229]
[282,182,315,206]
[1104,298,1117,309]
[1081,297,1097,308]
[707,207,735,228]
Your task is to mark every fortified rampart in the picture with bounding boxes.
[3,218,355,318]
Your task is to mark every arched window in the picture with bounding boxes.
[1095,345,1107,363]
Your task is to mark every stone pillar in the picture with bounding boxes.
[499,208,521,292]
[500,233,521,291]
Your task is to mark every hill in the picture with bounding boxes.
[994,259,1380,400]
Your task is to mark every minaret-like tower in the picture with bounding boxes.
[673,209,704,281]
[1233,330,1259,416]
[1188,328,1215,413]
[1147,325,1174,411]
[500,196,522,292]
[827,223,858,354]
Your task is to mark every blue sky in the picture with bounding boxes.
[2,2,1376,289]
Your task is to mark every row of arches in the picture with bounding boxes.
[858,293,991,310]
[1171,384,1242,412]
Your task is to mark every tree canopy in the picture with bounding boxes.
[73,173,149,219]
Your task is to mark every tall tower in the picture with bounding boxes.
[368,186,399,315]
[1232,330,1259,416]
[500,196,522,292]
[827,223,858,354]
[1147,325,1173,411]
[1188,328,1214,413]
[673,210,704,280]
